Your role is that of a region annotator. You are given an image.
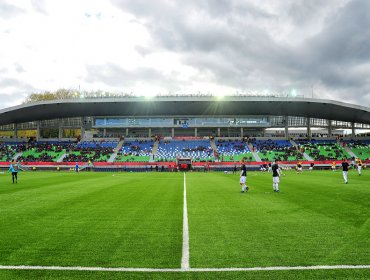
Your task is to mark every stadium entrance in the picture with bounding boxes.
[177,158,192,171]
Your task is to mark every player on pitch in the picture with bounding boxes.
[8,160,20,184]
[356,158,362,176]
[272,160,281,192]
[342,158,349,184]
[240,164,248,193]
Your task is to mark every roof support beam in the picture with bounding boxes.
[284,116,289,140]
[351,122,355,137]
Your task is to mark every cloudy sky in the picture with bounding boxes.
[1,0,370,109]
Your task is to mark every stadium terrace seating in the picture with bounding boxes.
[16,142,74,162]
[310,139,337,144]
[0,143,19,161]
[215,139,254,162]
[63,141,118,162]
[344,140,370,161]
[296,139,350,161]
[253,140,303,162]
[77,141,118,149]
[156,140,214,162]
[115,140,153,162]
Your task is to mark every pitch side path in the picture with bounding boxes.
[0,171,369,279]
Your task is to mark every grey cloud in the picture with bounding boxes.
[0,94,27,109]
[0,78,30,88]
[0,78,17,87]
[31,0,47,15]
[15,64,25,73]
[135,45,152,56]
[286,0,343,25]
[303,0,370,64]
[111,0,370,106]
[0,1,25,19]
[0,78,35,108]
[286,0,370,98]
[85,63,168,87]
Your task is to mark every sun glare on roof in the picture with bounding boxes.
[214,92,224,100]
[141,92,156,99]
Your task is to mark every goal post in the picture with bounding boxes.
[177,157,192,171]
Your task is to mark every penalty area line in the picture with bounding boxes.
[0,265,369,272]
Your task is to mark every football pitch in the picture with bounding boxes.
[0,170,369,279]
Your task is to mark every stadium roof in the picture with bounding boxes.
[0,97,370,125]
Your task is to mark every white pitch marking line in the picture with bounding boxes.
[181,172,190,270]
[0,265,369,272]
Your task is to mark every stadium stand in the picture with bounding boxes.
[253,140,304,162]
[15,141,73,162]
[0,142,18,161]
[215,139,254,162]
[115,140,153,162]
[0,96,369,170]
[345,140,370,161]
[296,139,350,161]
[155,140,214,162]
[63,141,118,162]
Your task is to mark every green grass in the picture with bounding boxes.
[187,171,369,268]
[0,172,183,268]
[0,268,369,280]
[0,170,369,279]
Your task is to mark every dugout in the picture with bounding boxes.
[177,158,192,171]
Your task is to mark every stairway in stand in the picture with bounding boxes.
[247,143,261,162]
[150,139,159,162]
[108,139,124,163]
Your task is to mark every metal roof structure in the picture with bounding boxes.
[0,97,370,125]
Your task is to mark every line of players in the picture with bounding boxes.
[240,158,364,193]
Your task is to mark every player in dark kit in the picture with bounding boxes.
[239,164,248,192]
[309,162,314,172]
[342,159,349,184]
[272,160,280,192]
[296,162,303,174]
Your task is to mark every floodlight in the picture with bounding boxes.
[291,89,297,97]
[214,92,224,100]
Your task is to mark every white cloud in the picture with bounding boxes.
[0,0,369,109]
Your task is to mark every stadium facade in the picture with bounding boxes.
[0,96,370,140]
